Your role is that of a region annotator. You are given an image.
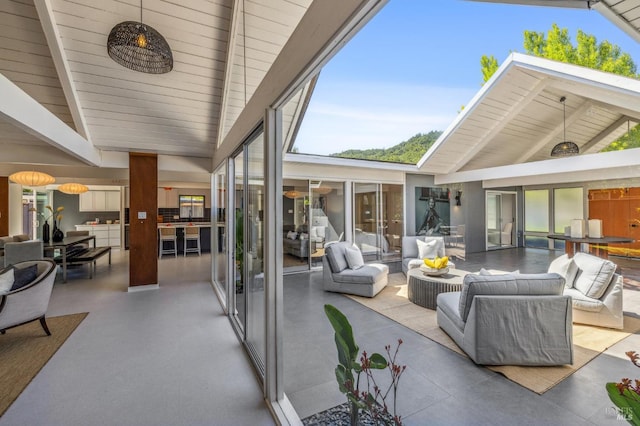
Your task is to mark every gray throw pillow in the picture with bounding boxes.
[11,264,38,291]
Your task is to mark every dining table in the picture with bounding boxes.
[547,234,634,259]
[43,235,96,282]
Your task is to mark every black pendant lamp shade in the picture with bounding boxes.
[550,96,579,157]
[108,21,172,74]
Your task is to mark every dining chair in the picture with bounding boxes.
[159,227,177,258]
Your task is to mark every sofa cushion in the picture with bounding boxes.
[417,239,438,259]
[0,236,15,249]
[286,231,298,240]
[0,267,14,295]
[548,254,579,289]
[325,242,351,273]
[572,252,616,299]
[332,263,388,285]
[11,264,38,291]
[345,246,365,270]
[564,287,604,312]
[458,273,564,322]
[424,236,446,258]
[13,234,30,242]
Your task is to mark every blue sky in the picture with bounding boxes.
[293,0,640,156]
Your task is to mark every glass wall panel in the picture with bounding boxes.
[310,181,345,267]
[353,183,379,261]
[554,187,583,234]
[381,184,402,260]
[282,179,310,273]
[353,183,403,261]
[525,190,549,232]
[213,164,227,305]
[233,150,245,332]
[246,130,265,373]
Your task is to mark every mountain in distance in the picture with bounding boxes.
[330,131,442,164]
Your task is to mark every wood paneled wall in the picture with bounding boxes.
[0,177,8,236]
[129,153,158,286]
[589,188,640,257]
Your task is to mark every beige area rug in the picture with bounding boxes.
[347,274,640,394]
[0,312,89,417]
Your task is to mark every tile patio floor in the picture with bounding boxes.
[284,248,640,425]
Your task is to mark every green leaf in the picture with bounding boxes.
[606,382,640,426]
[325,305,359,363]
[368,353,388,369]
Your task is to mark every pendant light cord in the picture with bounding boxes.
[561,96,567,141]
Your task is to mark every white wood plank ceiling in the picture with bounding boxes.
[418,53,640,175]
[0,0,312,169]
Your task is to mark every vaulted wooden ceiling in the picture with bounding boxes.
[0,0,312,180]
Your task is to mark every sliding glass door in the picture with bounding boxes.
[486,191,516,250]
[213,163,227,308]
[230,128,266,376]
[353,183,402,262]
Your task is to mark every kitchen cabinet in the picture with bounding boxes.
[75,224,121,247]
[80,190,121,212]
[157,188,179,208]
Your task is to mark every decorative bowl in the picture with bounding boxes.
[420,265,449,276]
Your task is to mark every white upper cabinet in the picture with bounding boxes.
[79,190,121,212]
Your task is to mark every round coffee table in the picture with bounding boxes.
[406,267,468,310]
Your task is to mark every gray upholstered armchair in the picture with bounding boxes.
[0,259,57,335]
[437,272,573,366]
[3,240,44,268]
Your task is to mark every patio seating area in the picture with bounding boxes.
[286,247,640,424]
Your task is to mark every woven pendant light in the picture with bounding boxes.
[58,183,89,194]
[9,171,55,186]
[551,96,579,157]
[107,0,173,74]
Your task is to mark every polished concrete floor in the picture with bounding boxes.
[0,250,275,426]
[3,248,640,425]
[284,248,640,425]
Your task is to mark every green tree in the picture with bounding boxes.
[480,23,640,151]
[481,23,638,83]
[330,131,442,164]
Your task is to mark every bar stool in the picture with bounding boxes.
[159,227,177,258]
[184,226,201,256]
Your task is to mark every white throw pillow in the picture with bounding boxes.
[286,231,298,240]
[416,239,438,259]
[548,254,579,289]
[572,252,616,299]
[345,246,365,270]
[0,268,15,295]
[309,227,318,239]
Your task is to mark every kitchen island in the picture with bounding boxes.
[124,223,212,254]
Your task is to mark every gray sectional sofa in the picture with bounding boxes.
[322,241,388,297]
[436,272,573,366]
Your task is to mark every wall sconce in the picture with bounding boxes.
[455,191,462,206]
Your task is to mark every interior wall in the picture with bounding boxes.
[0,176,7,236]
[9,183,22,236]
[462,181,485,253]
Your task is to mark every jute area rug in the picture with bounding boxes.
[0,312,88,417]
[347,274,640,394]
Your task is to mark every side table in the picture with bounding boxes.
[406,268,468,310]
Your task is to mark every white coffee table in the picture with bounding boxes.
[406,267,469,310]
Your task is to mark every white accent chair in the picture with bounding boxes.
[501,222,513,245]
[549,252,623,329]
[0,259,57,335]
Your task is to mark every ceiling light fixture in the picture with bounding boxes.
[284,190,303,199]
[107,0,173,74]
[9,171,55,187]
[58,183,89,194]
[551,96,579,157]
